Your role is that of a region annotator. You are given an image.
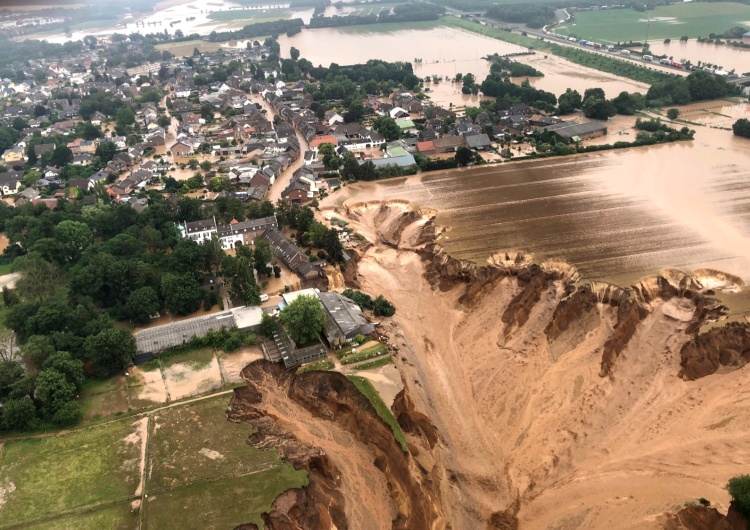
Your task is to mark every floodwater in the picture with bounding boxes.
[647,39,750,74]
[279,25,650,105]
[327,123,750,288]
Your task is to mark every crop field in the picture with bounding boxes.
[0,397,307,529]
[155,40,228,58]
[556,2,750,42]
[207,8,290,22]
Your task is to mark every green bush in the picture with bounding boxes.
[727,475,750,515]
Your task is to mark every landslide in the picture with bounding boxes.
[228,360,442,530]
[329,201,750,530]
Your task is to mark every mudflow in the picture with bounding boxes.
[230,201,750,530]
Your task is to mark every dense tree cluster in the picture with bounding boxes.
[309,4,444,28]
[480,76,557,112]
[485,4,556,28]
[733,118,750,138]
[342,289,396,317]
[647,70,739,106]
[487,55,543,78]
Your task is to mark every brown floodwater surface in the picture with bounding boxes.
[327,125,750,288]
[647,39,750,74]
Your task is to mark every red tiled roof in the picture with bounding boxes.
[417,140,436,152]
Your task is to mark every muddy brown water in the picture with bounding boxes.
[329,125,750,289]
[647,39,750,73]
[278,26,650,105]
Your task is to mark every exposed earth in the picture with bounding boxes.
[232,201,750,529]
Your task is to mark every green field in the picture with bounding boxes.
[143,468,307,530]
[0,420,143,527]
[155,40,229,58]
[80,376,129,420]
[0,396,307,529]
[208,8,290,22]
[355,356,394,370]
[347,375,408,452]
[340,343,389,365]
[557,2,750,41]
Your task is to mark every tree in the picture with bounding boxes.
[115,106,136,133]
[1,396,36,430]
[666,108,680,120]
[290,46,300,60]
[728,475,750,515]
[373,295,396,316]
[733,118,750,138]
[372,116,400,141]
[557,88,582,114]
[455,146,473,166]
[279,295,324,346]
[253,239,272,277]
[161,273,202,316]
[260,311,276,338]
[317,142,335,158]
[35,368,76,418]
[0,360,23,399]
[124,286,160,324]
[42,351,84,391]
[583,87,606,104]
[25,142,38,166]
[50,145,73,167]
[611,91,645,115]
[84,328,137,378]
[583,98,616,120]
[95,141,117,163]
[322,229,344,262]
[54,220,92,263]
[225,255,261,305]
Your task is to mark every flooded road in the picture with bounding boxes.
[325,124,750,288]
[647,39,750,73]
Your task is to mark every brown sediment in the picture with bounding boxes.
[236,200,750,530]
[661,501,749,530]
[679,323,750,380]
[335,201,750,529]
[228,361,442,530]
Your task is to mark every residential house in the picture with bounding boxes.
[2,146,25,164]
[261,228,309,271]
[0,171,24,196]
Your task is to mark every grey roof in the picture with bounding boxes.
[464,132,491,148]
[366,154,416,168]
[318,291,374,342]
[217,215,278,237]
[544,121,607,138]
[183,218,217,234]
[134,311,237,354]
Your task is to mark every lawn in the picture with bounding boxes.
[347,375,408,452]
[557,2,750,42]
[143,467,308,529]
[155,40,227,58]
[161,347,215,370]
[340,343,389,365]
[80,376,129,421]
[22,502,139,530]
[0,419,143,526]
[208,8,290,22]
[0,263,13,276]
[296,358,335,374]
[147,396,284,491]
[355,356,394,371]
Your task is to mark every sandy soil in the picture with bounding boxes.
[331,201,750,529]
[219,347,264,383]
[122,417,149,497]
[345,363,403,409]
[163,355,223,401]
[127,365,168,406]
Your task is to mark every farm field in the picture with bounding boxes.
[155,39,229,57]
[556,2,750,42]
[0,397,307,529]
[207,8,290,22]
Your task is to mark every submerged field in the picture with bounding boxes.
[557,2,750,41]
[0,397,307,529]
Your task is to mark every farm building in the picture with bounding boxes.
[133,306,264,356]
[543,121,608,143]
